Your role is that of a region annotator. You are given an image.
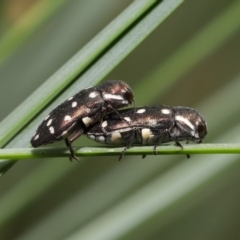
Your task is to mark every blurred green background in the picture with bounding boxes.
[1,0,240,239]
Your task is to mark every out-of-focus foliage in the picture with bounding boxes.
[0,0,240,239]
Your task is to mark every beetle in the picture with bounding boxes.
[86,105,207,160]
[31,80,135,161]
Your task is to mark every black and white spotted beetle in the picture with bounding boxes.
[87,105,207,160]
[31,80,135,161]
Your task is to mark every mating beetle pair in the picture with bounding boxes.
[87,105,207,160]
[31,80,207,160]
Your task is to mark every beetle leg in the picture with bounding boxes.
[65,138,79,162]
[119,128,136,161]
[69,128,84,143]
[107,104,132,125]
[153,135,164,155]
[175,139,190,158]
[99,108,108,135]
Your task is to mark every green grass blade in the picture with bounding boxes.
[135,0,240,104]
[0,0,160,147]
[0,0,184,175]
[0,0,68,65]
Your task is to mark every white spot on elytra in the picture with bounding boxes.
[46,119,52,126]
[82,116,93,127]
[72,101,77,108]
[34,134,39,140]
[137,109,146,114]
[124,117,131,123]
[161,109,171,114]
[103,94,124,101]
[68,96,73,101]
[98,136,105,143]
[61,130,68,136]
[45,115,50,120]
[141,128,153,144]
[175,115,194,130]
[111,131,122,143]
[89,135,95,140]
[64,115,72,121]
[149,119,157,126]
[85,108,91,114]
[49,126,55,134]
[101,121,108,128]
[89,92,98,98]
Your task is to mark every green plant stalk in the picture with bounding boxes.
[1,144,240,159]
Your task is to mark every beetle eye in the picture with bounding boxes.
[123,88,134,104]
[197,122,207,138]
